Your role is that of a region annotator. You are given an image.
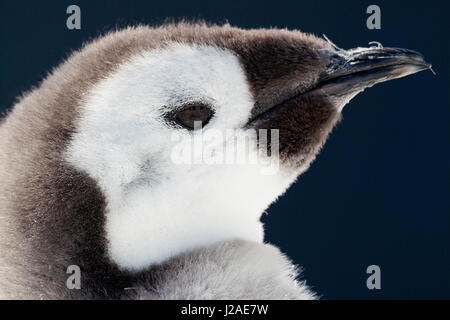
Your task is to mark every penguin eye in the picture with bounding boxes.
[173,104,214,130]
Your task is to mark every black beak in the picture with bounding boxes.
[242,41,432,164]
[315,45,432,101]
[246,44,432,129]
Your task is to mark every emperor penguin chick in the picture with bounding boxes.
[0,23,431,299]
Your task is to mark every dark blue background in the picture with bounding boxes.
[1,0,448,299]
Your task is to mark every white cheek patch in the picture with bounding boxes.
[65,43,299,271]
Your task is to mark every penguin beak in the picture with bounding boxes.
[246,46,432,128]
[243,44,432,164]
[315,46,432,100]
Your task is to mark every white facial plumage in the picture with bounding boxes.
[66,43,300,271]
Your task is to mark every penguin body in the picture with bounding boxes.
[0,23,430,299]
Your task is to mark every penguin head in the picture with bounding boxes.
[60,24,430,270]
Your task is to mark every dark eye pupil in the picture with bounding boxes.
[175,104,213,130]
